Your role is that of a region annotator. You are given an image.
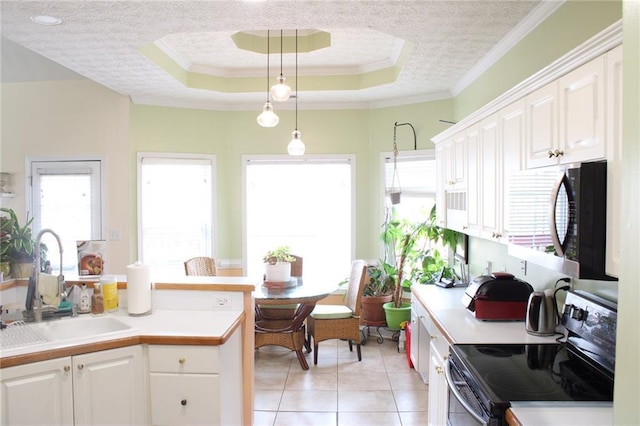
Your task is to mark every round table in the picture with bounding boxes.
[254,278,338,370]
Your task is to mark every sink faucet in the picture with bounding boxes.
[25,229,65,322]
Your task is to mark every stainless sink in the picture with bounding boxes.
[29,315,132,341]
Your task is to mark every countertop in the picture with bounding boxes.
[411,284,613,425]
[0,309,244,367]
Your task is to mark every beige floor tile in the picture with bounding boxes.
[254,410,277,426]
[338,372,391,391]
[337,356,387,374]
[275,411,337,426]
[279,389,338,412]
[398,410,430,426]
[338,411,402,426]
[383,353,412,372]
[388,371,428,391]
[254,389,284,411]
[286,370,337,391]
[338,390,398,412]
[393,390,429,411]
[255,370,289,390]
[255,348,295,371]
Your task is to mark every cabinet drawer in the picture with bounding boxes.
[148,345,219,373]
[150,373,220,425]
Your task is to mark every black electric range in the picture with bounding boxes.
[446,290,616,425]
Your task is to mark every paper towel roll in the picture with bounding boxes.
[126,261,152,316]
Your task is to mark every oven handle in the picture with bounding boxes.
[444,359,487,425]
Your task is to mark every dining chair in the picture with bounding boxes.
[184,256,217,276]
[306,259,367,365]
[258,255,302,320]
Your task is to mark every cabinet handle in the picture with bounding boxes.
[436,365,444,375]
[462,225,468,230]
[178,357,186,365]
[77,364,84,371]
[180,399,187,406]
[554,149,564,157]
[63,365,71,373]
[547,150,555,158]
[430,335,437,340]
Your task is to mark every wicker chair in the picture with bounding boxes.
[258,255,303,321]
[306,259,367,365]
[184,256,217,276]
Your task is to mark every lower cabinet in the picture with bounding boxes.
[0,345,145,426]
[427,340,449,426]
[148,328,242,426]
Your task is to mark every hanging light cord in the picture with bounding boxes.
[295,29,298,129]
[394,121,417,150]
[265,30,270,101]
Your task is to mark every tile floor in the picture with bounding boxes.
[254,331,429,426]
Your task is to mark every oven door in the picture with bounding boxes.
[444,359,490,426]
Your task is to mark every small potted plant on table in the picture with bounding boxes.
[263,245,296,283]
[0,208,46,279]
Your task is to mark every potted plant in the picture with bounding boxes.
[0,207,46,278]
[360,263,396,325]
[262,245,295,282]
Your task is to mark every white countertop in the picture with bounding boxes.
[1,309,243,360]
[411,284,613,425]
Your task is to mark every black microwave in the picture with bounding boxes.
[506,160,616,281]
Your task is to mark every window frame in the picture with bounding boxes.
[242,154,356,276]
[136,152,217,266]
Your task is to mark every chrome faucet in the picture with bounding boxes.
[25,229,65,322]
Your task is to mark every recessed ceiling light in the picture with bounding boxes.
[30,15,63,26]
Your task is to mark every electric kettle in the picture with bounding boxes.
[525,289,557,336]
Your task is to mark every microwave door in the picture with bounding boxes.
[549,171,574,257]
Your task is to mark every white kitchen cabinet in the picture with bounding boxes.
[438,130,470,233]
[427,340,448,426]
[148,327,242,426]
[1,345,145,426]
[605,45,623,278]
[526,56,606,169]
[465,124,480,236]
[478,114,502,241]
[558,55,606,164]
[500,99,526,243]
[410,298,430,383]
[525,81,559,169]
[1,357,73,426]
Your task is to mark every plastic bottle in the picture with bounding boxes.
[91,283,104,315]
[79,284,91,314]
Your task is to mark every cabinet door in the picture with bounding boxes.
[605,45,623,277]
[427,341,448,426]
[501,99,526,242]
[150,373,220,426]
[525,82,559,168]
[73,345,146,426]
[558,56,606,164]
[465,125,480,236]
[479,114,502,240]
[1,357,74,426]
[435,144,447,227]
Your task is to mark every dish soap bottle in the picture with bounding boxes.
[91,283,104,316]
[79,284,91,314]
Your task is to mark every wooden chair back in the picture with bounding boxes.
[184,256,217,276]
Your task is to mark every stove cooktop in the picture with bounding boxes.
[450,343,614,408]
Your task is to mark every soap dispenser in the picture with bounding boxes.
[79,284,91,314]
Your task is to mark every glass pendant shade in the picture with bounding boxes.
[287,130,305,155]
[270,75,291,102]
[257,101,279,127]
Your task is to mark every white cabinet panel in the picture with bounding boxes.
[427,341,448,426]
[150,373,220,426]
[526,82,559,168]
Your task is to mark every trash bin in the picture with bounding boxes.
[405,321,414,368]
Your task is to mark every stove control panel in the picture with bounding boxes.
[561,290,617,374]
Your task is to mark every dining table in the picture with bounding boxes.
[254,278,339,370]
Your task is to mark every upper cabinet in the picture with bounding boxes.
[525,55,607,169]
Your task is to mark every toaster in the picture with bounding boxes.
[461,272,534,321]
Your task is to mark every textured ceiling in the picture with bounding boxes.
[0,0,558,111]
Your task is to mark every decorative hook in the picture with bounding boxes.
[394,121,417,150]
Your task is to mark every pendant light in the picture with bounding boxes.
[257,30,279,127]
[270,29,291,102]
[287,29,305,156]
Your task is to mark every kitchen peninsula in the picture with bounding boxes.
[0,276,256,426]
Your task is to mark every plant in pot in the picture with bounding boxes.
[360,262,396,326]
[262,245,295,282]
[0,208,46,279]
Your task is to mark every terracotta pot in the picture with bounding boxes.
[361,294,393,326]
[11,262,33,279]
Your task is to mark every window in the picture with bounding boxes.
[30,159,103,275]
[382,150,437,223]
[244,156,354,284]
[138,153,215,276]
